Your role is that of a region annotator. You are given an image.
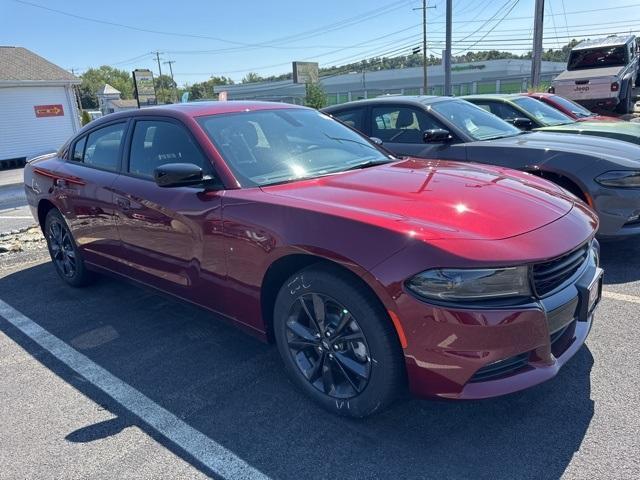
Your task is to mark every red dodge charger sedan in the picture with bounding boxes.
[25,101,602,417]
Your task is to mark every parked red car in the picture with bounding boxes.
[524,92,621,122]
[25,102,602,417]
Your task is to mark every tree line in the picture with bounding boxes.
[77,40,580,109]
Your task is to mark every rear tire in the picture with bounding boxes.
[44,209,93,287]
[273,264,405,418]
[616,84,633,114]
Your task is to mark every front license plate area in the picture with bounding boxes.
[588,271,603,314]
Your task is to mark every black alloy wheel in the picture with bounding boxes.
[285,292,371,399]
[48,219,76,278]
[274,265,405,417]
[44,209,93,287]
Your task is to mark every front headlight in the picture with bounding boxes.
[405,266,532,301]
[595,170,640,188]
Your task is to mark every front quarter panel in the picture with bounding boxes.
[217,189,413,332]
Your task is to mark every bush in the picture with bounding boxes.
[81,110,92,126]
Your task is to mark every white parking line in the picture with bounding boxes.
[0,299,270,480]
[602,290,640,305]
[0,216,33,219]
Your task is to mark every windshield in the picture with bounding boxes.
[430,99,522,141]
[568,46,628,70]
[198,109,391,187]
[548,95,594,118]
[512,97,574,126]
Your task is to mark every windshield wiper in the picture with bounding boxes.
[343,159,394,171]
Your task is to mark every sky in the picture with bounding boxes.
[2,0,639,86]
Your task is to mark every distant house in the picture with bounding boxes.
[97,84,138,114]
[0,46,81,166]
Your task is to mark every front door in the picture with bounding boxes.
[111,118,226,303]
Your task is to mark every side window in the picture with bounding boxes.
[333,109,365,132]
[129,120,208,179]
[473,101,522,121]
[72,136,86,162]
[371,106,443,144]
[82,123,126,171]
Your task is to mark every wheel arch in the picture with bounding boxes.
[260,253,406,350]
[526,169,592,207]
[37,199,58,232]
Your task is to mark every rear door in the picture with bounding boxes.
[52,120,127,266]
[111,117,226,301]
[369,104,466,160]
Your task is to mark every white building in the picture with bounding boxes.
[97,84,138,115]
[0,46,81,167]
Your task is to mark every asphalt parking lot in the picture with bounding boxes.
[0,168,639,479]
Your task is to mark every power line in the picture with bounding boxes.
[10,0,415,52]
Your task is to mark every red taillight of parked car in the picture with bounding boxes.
[611,82,620,92]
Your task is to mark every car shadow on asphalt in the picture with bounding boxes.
[0,263,595,480]
[600,237,640,285]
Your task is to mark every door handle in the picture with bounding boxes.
[115,196,131,210]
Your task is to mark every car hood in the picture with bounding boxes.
[262,159,575,241]
[537,120,640,143]
[472,131,640,166]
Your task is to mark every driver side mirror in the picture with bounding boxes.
[423,128,452,143]
[154,163,210,188]
[508,117,534,130]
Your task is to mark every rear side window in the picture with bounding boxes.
[333,109,365,132]
[128,120,208,178]
[72,136,86,161]
[75,123,125,171]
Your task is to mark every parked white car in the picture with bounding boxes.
[551,35,639,114]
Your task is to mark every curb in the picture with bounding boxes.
[0,225,37,239]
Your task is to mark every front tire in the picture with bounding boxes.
[44,209,93,287]
[273,265,405,417]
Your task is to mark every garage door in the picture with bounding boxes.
[0,85,78,161]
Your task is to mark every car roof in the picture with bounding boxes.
[86,100,307,128]
[573,35,635,50]
[462,94,523,102]
[322,95,455,111]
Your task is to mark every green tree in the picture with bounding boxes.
[304,82,326,109]
[79,66,134,108]
[187,76,234,100]
[154,74,177,103]
[242,72,264,84]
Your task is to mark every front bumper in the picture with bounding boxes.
[592,186,640,239]
[399,254,602,400]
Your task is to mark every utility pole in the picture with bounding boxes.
[414,1,436,95]
[163,60,177,102]
[444,0,452,96]
[531,0,545,89]
[153,51,165,103]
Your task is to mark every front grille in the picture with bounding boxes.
[469,352,530,383]
[533,244,589,297]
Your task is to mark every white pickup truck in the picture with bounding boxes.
[551,35,639,114]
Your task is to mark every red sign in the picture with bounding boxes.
[34,104,64,118]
